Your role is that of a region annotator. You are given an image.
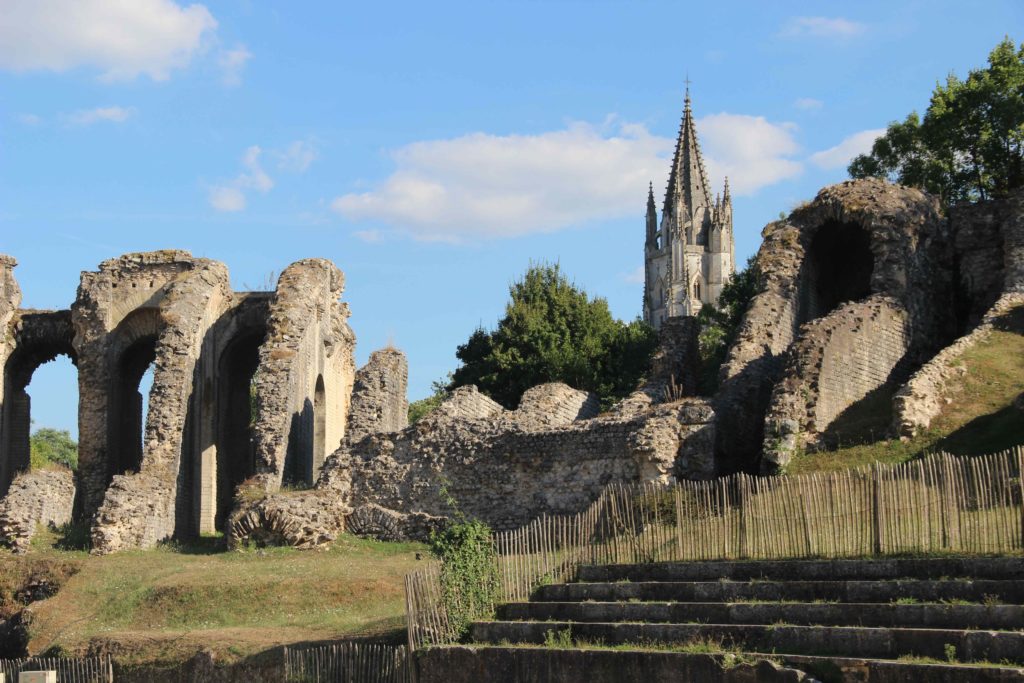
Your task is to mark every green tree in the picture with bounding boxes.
[408,375,452,424]
[29,427,78,470]
[450,262,658,409]
[849,37,1024,204]
[696,256,764,394]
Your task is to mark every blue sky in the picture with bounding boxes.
[1,0,1020,437]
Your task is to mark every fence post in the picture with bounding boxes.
[737,475,747,559]
[871,464,882,556]
[1018,446,1024,551]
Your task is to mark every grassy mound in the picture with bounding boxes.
[788,310,1024,474]
[4,530,424,667]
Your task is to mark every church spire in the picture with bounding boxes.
[663,84,714,226]
[645,181,658,245]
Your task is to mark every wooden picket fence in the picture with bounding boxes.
[406,447,1024,649]
[0,655,112,682]
[283,642,411,683]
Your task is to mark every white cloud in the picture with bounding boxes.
[779,16,866,39]
[794,97,823,111]
[17,113,42,126]
[208,145,273,212]
[208,185,245,212]
[332,120,673,242]
[697,113,803,196]
[276,140,318,173]
[0,0,217,81]
[331,115,804,242]
[65,105,136,126]
[353,229,384,243]
[238,146,274,192]
[623,265,645,284]
[218,44,251,87]
[809,129,886,170]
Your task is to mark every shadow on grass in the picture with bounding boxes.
[159,534,228,555]
[938,405,1024,456]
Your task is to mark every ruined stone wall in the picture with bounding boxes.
[341,389,713,533]
[0,310,76,495]
[893,292,1024,437]
[92,259,232,553]
[0,257,22,497]
[73,251,199,516]
[762,296,911,467]
[715,179,949,472]
[893,188,1024,436]
[230,378,715,547]
[0,250,360,553]
[0,467,74,554]
[346,347,409,443]
[248,259,355,491]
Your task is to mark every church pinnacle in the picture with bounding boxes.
[642,84,735,329]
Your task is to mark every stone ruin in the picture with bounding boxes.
[1,177,1022,552]
[0,251,354,553]
[716,178,1024,472]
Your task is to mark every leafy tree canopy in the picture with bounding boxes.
[29,427,78,470]
[409,375,452,424]
[849,37,1024,204]
[450,262,657,409]
[696,256,764,394]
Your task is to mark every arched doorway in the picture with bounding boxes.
[107,310,160,478]
[213,327,264,530]
[0,312,77,495]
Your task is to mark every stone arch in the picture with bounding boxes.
[213,324,266,530]
[1,311,77,495]
[800,220,874,322]
[106,308,161,479]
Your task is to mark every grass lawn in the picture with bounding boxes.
[2,530,425,667]
[787,315,1024,475]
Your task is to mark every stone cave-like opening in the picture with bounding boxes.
[802,221,874,322]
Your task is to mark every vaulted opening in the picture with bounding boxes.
[108,310,161,479]
[802,221,874,322]
[1,345,77,495]
[214,327,264,530]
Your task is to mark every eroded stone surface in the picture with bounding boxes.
[347,347,409,443]
[0,467,74,554]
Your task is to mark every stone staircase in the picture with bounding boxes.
[417,557,1024,682]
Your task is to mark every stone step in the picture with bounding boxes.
[575,557,1024,583]
[495,600,1024,630]
[534,578,1024,604]
[469,621,1024,664]
[417,646,1024,683]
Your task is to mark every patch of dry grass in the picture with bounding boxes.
[6,531,424,666]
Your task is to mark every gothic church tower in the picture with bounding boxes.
[644,88,734,329]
